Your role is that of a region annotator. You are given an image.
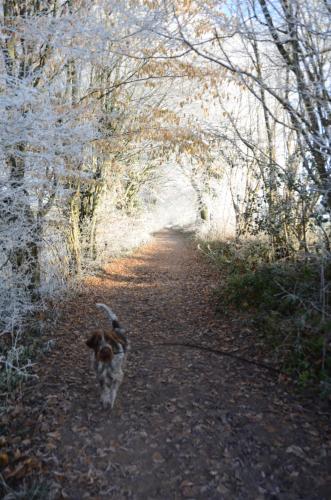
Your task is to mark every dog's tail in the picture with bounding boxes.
[96,302,118,325]
[96,303,128,349]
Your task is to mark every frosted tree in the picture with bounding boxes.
[0,0,200,360]
[151,0,330,251]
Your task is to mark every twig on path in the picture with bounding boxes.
[136,342,285,377]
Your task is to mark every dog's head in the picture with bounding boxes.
[86,332,113,362]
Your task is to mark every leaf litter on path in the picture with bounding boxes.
[1,230,330,499]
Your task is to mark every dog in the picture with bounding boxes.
[86,303,129,408]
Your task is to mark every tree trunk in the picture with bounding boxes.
[67,188,82,275]
[2,153,41,302]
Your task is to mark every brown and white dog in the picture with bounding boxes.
[86,303,129,409]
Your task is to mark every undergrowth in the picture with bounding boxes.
[199,238,331,390]
[0,333,40,407]
[0,475,50,500]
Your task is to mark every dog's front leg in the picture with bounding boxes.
[108,378,122,408]
[101,387,112,408]
[100,371,122,409]
[100,379,121,409]
[99,374,112,408]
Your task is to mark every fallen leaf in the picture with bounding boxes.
[47,431,61,441]
[0,436,7,446]
[152,451,164,463]
[0,452,9,467]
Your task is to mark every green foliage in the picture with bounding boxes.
[225,261,317,312]
[199,238,271,274]
[200,238,331,387]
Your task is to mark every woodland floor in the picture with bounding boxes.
[1,229,331,500]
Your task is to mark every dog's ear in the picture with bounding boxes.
[99,345,113,362]
[86,333,101,349]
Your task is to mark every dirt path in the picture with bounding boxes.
[3,230,330,499]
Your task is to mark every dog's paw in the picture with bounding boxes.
[101,394,112,408]
[102,402,111,410]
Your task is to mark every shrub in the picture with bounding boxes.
[200,238,331,387]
